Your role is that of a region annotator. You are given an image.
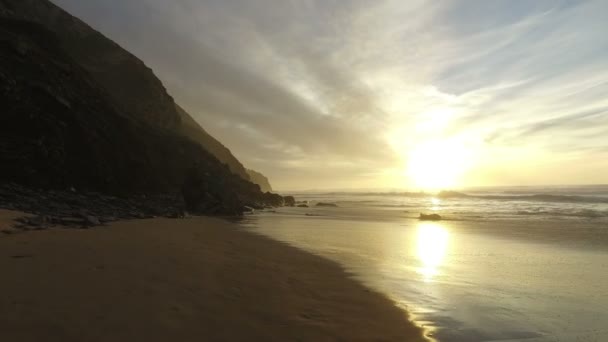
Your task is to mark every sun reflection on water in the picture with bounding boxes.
[416,223,449,282]
[430,197,441,211]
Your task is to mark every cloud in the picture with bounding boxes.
[53,0,608,188]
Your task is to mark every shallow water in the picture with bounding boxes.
[288,185,608,222]
[239,207,608,342]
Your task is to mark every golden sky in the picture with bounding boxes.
[56,0,608,190]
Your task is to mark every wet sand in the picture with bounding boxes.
[240,210,608,342]
[0,210,425,342]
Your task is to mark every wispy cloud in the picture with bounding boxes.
[54,0,608,188]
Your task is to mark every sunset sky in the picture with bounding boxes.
[54,0,608,190]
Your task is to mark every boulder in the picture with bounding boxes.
[84,215,101,226]
[316,202,338,208]
[60,217,86,226]
[284,196,296,207]
[100,216,118,223]
[261,192,284,207]
[26,215,50,228]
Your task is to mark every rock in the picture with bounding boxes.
[283,196,296,207]
[261,192,285,207]
[315,202,338,207]
[419,213,442,221]
[60,217,85,226]
[130,212,146,219]
[246,169,273,192]
[297,204,309,208]
[0,183,188,229]
[166,211,183,219]
[1,228,20,235]
[15,217,29,224]
[27,215,49,227]
[243,206,255,214]
[84,215,101,226]
[100,216,118,223]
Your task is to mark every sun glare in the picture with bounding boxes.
[407,139,473,191]
[416,223,450,282]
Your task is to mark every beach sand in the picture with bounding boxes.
[0,210,425,342]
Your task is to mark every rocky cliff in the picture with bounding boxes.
[246,169,273,193]
[175,105,250,180]
[0,0,275,186]
[0,0,282,214]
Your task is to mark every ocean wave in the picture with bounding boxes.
[515,209,608,218]
[297,190,608,204]
[367,204,421,208]
[437,191,608,204]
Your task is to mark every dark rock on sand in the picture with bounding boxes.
[0,183,189,230]
[60,217,86,226]
[84,215,101,227]
[297,204,309,208]
[1,227,19,235]
[23,215,50,228]
[419,213,442,221]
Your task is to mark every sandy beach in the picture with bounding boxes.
[0,210,425,342]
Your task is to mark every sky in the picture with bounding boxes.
[54,0,608,190]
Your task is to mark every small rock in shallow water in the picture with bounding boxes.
[315,202,338,207]
[419,213,442,221]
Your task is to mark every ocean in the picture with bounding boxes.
[239,185,608,342]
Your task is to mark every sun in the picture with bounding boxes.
[407,138,472,191]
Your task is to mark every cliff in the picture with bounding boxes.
[0,0,282,214]
[0,0,261,183]
[246,169,273,193]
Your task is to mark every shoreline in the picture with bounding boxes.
[0,210,426,341]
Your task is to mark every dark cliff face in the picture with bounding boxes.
[0,0,252,182]
[0,1,282,213]
[175,105,251,181]
[246,169,273,193]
